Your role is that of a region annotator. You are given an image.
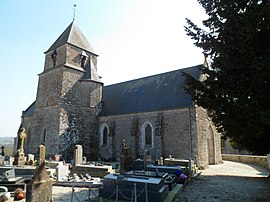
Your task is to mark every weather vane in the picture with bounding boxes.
[73,4,77,21]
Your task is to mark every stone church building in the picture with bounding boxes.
[20,21,222,168]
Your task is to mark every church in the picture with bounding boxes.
[20,21,222,169]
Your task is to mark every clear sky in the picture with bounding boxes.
[0,0,206,137]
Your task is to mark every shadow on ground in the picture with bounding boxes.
[175,175,270,202]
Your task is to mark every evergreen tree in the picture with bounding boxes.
[184,0,270,154]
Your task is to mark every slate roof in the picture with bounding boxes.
[100,65,202,116]
[45,21,97,55]
[22,101,35,117]
[22,65,202,117]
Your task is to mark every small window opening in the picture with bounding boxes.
[79,51,88,68]
[51,50,57,67]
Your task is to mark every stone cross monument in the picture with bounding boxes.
[13,127,27,166]
[120,139,133,172]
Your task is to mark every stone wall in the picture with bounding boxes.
[24,60,102,160]
[195,106,222,169]
[222,154,269,170]
[58,106,100,160]
[27,106,61,155]
[99,108,199,164]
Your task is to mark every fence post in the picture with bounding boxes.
[134,183,137,202]
[145,183,148,202]
[116,185,119,202]
[70,183,74,202]
[88,184,91,200]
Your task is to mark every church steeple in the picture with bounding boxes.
[45,21,97,55]
[27,21,103,159]
[43,21,101,83]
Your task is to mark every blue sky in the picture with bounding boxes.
[0,0,206,137]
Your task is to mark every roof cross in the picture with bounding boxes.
[73,4,77,21]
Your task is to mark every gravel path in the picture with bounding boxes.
[174,161,270,202]
[52,186,99,202]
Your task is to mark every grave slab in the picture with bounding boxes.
[99,173,169,202]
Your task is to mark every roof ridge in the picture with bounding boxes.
[104,64,202,87]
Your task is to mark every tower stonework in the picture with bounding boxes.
[25,22,103,160]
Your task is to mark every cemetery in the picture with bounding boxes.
[0,128,198,202]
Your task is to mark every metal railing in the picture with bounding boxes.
[70,182,150,202]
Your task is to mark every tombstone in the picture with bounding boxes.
[99,173,170,202]
[133,159,145,171]
[13,127,27,166]
[56,163,70,182]
[0,156,4,166]
[120,139,133,173]
[158,157,164,165]
[1,146,5,156]
[82,156,87,164]
[8,156,14,166]
[73,145,83,166]
[27,154,34,162]
[74,164,113,178]
[143,150,152,165]
[26,145,52,202]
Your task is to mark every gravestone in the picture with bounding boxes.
[8,156,14,166]
[99,173,169,202]
[1,146,5,156]
[13,127,27,166]
[73,145,83,166]
[82,156,87,163]
[0,156,4,166]
[158,157,164,165]
[120,139,133,173]
[143,150,152,166]
[74,164,113,178]
[133,159,144,171]
[56,162,70,182]
[26,145,52,202]
[27,154,34,162]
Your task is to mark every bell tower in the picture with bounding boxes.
[27,21,103,160]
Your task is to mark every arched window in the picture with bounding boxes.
[145,124,152,146]
[103,127,108,146]
[142,122,154,147]
[100,124,109,146]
